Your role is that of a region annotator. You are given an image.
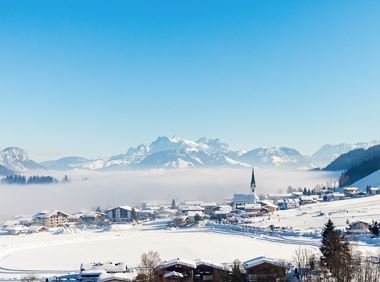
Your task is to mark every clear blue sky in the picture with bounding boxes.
[0,0,379,161]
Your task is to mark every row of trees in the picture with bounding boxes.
[294,219,380,281]
[1,174,70,185]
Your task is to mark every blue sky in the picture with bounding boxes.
[0,0,379,160]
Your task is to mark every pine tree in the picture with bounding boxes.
[370,221,379,237]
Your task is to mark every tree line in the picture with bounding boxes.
[1,174,70,185]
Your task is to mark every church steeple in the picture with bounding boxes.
[250,167,256,193]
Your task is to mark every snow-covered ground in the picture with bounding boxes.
[0,223,318,274]
[247,194,380,231]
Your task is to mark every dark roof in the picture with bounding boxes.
[251,168,256,188]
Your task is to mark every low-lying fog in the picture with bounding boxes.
[0,168,339,220]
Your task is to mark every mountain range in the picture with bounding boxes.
[0,137,379,174]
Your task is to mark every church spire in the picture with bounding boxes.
[250,167,256,192]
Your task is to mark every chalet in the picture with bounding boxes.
[194,260,231,281]
[106,206,133,223]
[347,220,371,236]
[155,258,197,281]
[43,211,70,228]
[244,256,288,282]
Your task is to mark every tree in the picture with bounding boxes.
[62,174,70,183]
[293,248,317,281]
[319,219,359,281]
[231,260,244,282]
[131,208,137,222]
[370,221,379,237]
[139,250,161,282]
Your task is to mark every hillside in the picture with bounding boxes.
[324,145,380,171]
[339,154,380,187]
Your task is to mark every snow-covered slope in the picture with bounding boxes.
[312,140,380,167]
[41,157,90,170]
[239,147,315,169]
[351,169,380,190]
[0,147,42,172]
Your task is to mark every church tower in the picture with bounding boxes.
[250,168,259,203]
[250,167,256,193]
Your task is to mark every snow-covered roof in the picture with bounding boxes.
[233,194,255,203]
[99,271,137,282]
[195,259,231,271]
[81,262,128,273]
[107,206,133,212]
[163,271,184,278]
[244,256,287,269]
[156,258,197,270]
[181,206,205,212]
[244,204,261,209]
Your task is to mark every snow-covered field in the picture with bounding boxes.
[0,224,318,273]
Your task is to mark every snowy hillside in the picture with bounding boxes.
[312,140,380,167]
[351,169,380,190]
[239,147,315,169]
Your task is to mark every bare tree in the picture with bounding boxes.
[139,250,161,282]
[293,247,317,281]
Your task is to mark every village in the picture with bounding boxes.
[1,169,379,239]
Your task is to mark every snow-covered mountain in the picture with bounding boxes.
[41,156,90,171]
[239,147,315,169]
[312,140,380,167]
[2,137,379,173]
[0,147,42,172]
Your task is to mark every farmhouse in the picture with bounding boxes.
[155,258,197,281]
[347,220,371,236]
[243,256,288,282]
[194,260,231,281]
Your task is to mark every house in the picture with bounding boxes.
[367,187,380,195]
[244,204,262,213]
[324,193,345,201]
[299,196,316,205]
[276,198,299,210]
[232,194,256,209]
[243,256,288,282]
[43,211,70,228]
[106,206,134,223]
[343,187,359,197]
[79,262,136,282]
[73,211,109,226]
[155,258,197,281]
[180,206,205,218]
[347,220,371,235]
[194,260,231,281]
[259,201,277,212]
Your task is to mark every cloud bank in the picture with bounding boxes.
[0,168,338,220]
